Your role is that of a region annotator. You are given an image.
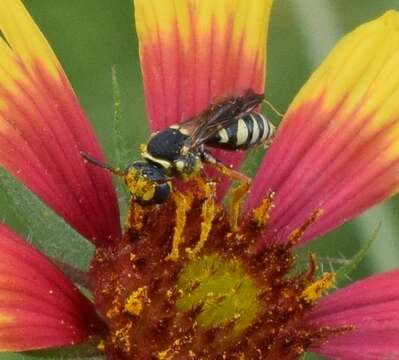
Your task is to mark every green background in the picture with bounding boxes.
[0,1,398,359]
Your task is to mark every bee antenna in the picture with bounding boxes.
[80,151,125,176]
[262,99,284,118]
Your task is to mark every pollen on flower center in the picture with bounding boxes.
[90,177,351,359]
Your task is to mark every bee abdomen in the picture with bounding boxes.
[206,112,275,150]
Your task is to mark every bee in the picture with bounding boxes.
[81,90,275,205]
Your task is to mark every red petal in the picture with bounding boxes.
[0,224,103,351]
[247,11,399,246]
[134,0,272,191]
[0,0,121,245]
[307,270,399,359]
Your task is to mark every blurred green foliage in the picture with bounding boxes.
[0,1,398,359]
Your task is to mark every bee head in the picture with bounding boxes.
[125,162,171,205]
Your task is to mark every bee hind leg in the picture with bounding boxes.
[201,150,251,186]
[201,150,251,229]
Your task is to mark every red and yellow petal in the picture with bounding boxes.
[0,0,121,245]
[0,223,104,351]
[135,0,272,129]
[134,0,272,185]
[306,270,399,359]
[248,11,399,245]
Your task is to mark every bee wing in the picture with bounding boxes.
[181,91,264,149]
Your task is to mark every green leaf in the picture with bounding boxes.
[0,341,104,360]
[300,352,326,360]
[0,169,94,271]
[335,222,381,285]
[111,65,130,218]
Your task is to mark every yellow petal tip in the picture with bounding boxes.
[381,9,399,30]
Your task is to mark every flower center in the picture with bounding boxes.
[176,254,260,342]
[90,177,350,359]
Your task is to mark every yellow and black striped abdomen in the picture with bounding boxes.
[205,112,275,150]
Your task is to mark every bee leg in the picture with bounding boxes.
[262,98,284,117]
[202,151,251,229]
[201,150,251,229]
[201,150,251,186]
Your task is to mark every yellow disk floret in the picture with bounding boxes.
[167,192,193,262]
[187,182,217,258]
[301,272,336,303]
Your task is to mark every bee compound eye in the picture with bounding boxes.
[152,182,171,204]
[125,162,170,205]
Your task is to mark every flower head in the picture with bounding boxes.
[0,1,399,359]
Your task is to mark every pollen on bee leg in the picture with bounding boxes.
[166,191,193,262]
[287,209,324,247]
[192,175,215,196]
[301,272,336,303]
[186,181,218,258]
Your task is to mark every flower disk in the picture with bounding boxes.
[90,180,348,359]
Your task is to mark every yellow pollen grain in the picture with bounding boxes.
[157,348,174,360]
[227,182,250,229]
[157,337,188,359]
[106,282,123,319]
[188,182,217,258]
[106,304,120,319]
[251,190,275,228]
[97,340,105,352]
[112,322,132,353]
[301,272,336,303]
[167,192,193,262]
[127,202,145,231]
[124,286,149,316]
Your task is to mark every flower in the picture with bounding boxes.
[0,0,398,359]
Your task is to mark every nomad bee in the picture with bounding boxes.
[81,90,275,205]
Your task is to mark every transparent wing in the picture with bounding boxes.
[180,90,264,149]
